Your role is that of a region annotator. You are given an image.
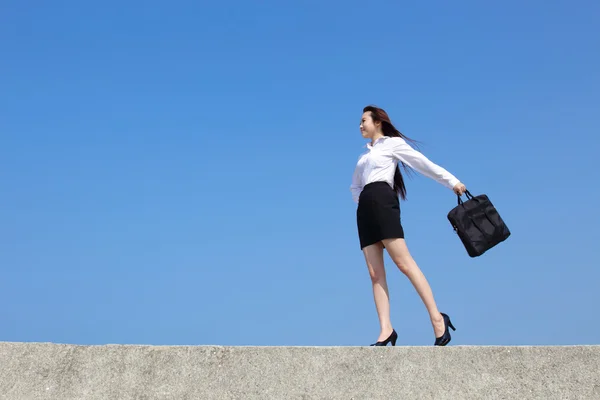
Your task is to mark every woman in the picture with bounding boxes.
[350,105,467,347]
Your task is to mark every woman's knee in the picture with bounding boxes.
[383,239,414,275]
[367,263,386,283]
[363,243,386,282]
[391,255,413,275]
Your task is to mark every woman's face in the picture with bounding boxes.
[360,112,379,139]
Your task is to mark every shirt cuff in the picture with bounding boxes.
[447,177,460,189]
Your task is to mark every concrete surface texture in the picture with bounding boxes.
[0,343,599,399]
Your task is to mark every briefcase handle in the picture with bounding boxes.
[457,190,475,205]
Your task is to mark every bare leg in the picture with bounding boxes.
[382,238,445,338]
[362,242,394,342]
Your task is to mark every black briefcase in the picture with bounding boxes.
[447,190,510,257]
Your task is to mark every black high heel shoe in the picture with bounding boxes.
[370,329,398,346]
[434,313,455,346]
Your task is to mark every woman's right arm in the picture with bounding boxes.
[389,137,461,191]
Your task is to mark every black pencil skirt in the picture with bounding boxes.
[357,181,405,250]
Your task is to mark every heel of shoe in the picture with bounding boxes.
[371,329,398,346]
[434,313,455,346]
[448,319,456,331]
[441,313,456,331]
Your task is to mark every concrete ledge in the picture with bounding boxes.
[1,342,599,399]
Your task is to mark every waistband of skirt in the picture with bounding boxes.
[363,181,393,190]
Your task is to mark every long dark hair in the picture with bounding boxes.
[363,105,419,200]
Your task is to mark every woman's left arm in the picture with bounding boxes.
[350,166,363,203]
[389,137,464,193]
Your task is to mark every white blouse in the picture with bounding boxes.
[350,136,460,203]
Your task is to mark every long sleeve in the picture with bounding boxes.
[350,165,363,203]
[389,137,460,190]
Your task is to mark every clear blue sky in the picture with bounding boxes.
[2,1,599,347]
